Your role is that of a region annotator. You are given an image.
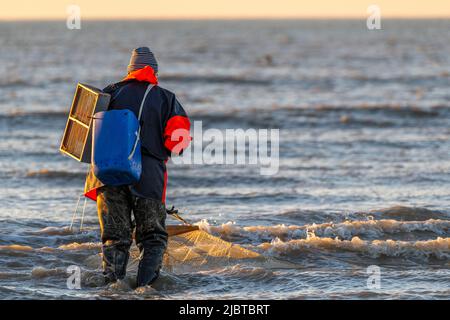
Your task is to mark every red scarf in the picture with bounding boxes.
[123,65,159,85]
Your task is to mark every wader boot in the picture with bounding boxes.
[97,185,168,286]
[133,197,168,287]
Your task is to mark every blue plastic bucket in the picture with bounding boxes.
[92,109,142,186]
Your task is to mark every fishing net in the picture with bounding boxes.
[70,201,263,272]
[162,225,262,271]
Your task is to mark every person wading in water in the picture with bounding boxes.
[84,47,191,287]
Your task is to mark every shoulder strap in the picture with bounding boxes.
[137,84,153,122]
[129,84,153,159]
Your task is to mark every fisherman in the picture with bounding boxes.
[84,47,191,287]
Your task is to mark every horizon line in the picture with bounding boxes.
[1,16,450,22]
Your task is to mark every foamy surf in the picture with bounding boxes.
[32,226,74,236]
[0,244,33,251]
[4,218,449,260]
[31,267,68,279]
[57,242,102,251]
[2,218,449,299]
[0,242,102,254]
[197,219,450,241]
[257,235,450,260]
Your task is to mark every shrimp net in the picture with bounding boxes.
[162,226,262,271]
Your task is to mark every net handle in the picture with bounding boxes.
[166,206,191,225]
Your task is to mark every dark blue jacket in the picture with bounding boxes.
[84,79,191,203]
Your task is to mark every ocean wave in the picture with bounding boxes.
[0,241,101,256]
[257,235,450,260]
[0,78,33,88]
[0,75,75,88]
[375,206,446,221]
[0,271,30,281]
[199,264,275,280]
[0,110,67,120]
[161,74,272,85]
[186,103,448,125]
[31,266,106,285]
[0,244,33,251]
[26,169,86,179]
[285,103,444,115]
[57,242,102,251]
[291,103,446,118]
[32,226,74,236]
[31,267,67,279]
[197,219,450,241]
[0,244,35,257]
[347,73,450,83]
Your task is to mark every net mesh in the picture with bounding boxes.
[163,229,262,271]
[125,226,263,273]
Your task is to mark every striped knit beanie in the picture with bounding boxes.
[127,47,158,74]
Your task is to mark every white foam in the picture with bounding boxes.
[32,226,73,236]
[258,235,450,259]
[57,242,101,251]
[0,244,33,251]
[31,267,67,278]
[197,219,450,241]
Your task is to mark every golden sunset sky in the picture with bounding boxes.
[1,0,450,20]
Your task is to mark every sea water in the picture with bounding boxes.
[0,20,449,299]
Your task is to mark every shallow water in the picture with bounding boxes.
[0,20,449,299]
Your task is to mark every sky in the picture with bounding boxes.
[1,0,450,20]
